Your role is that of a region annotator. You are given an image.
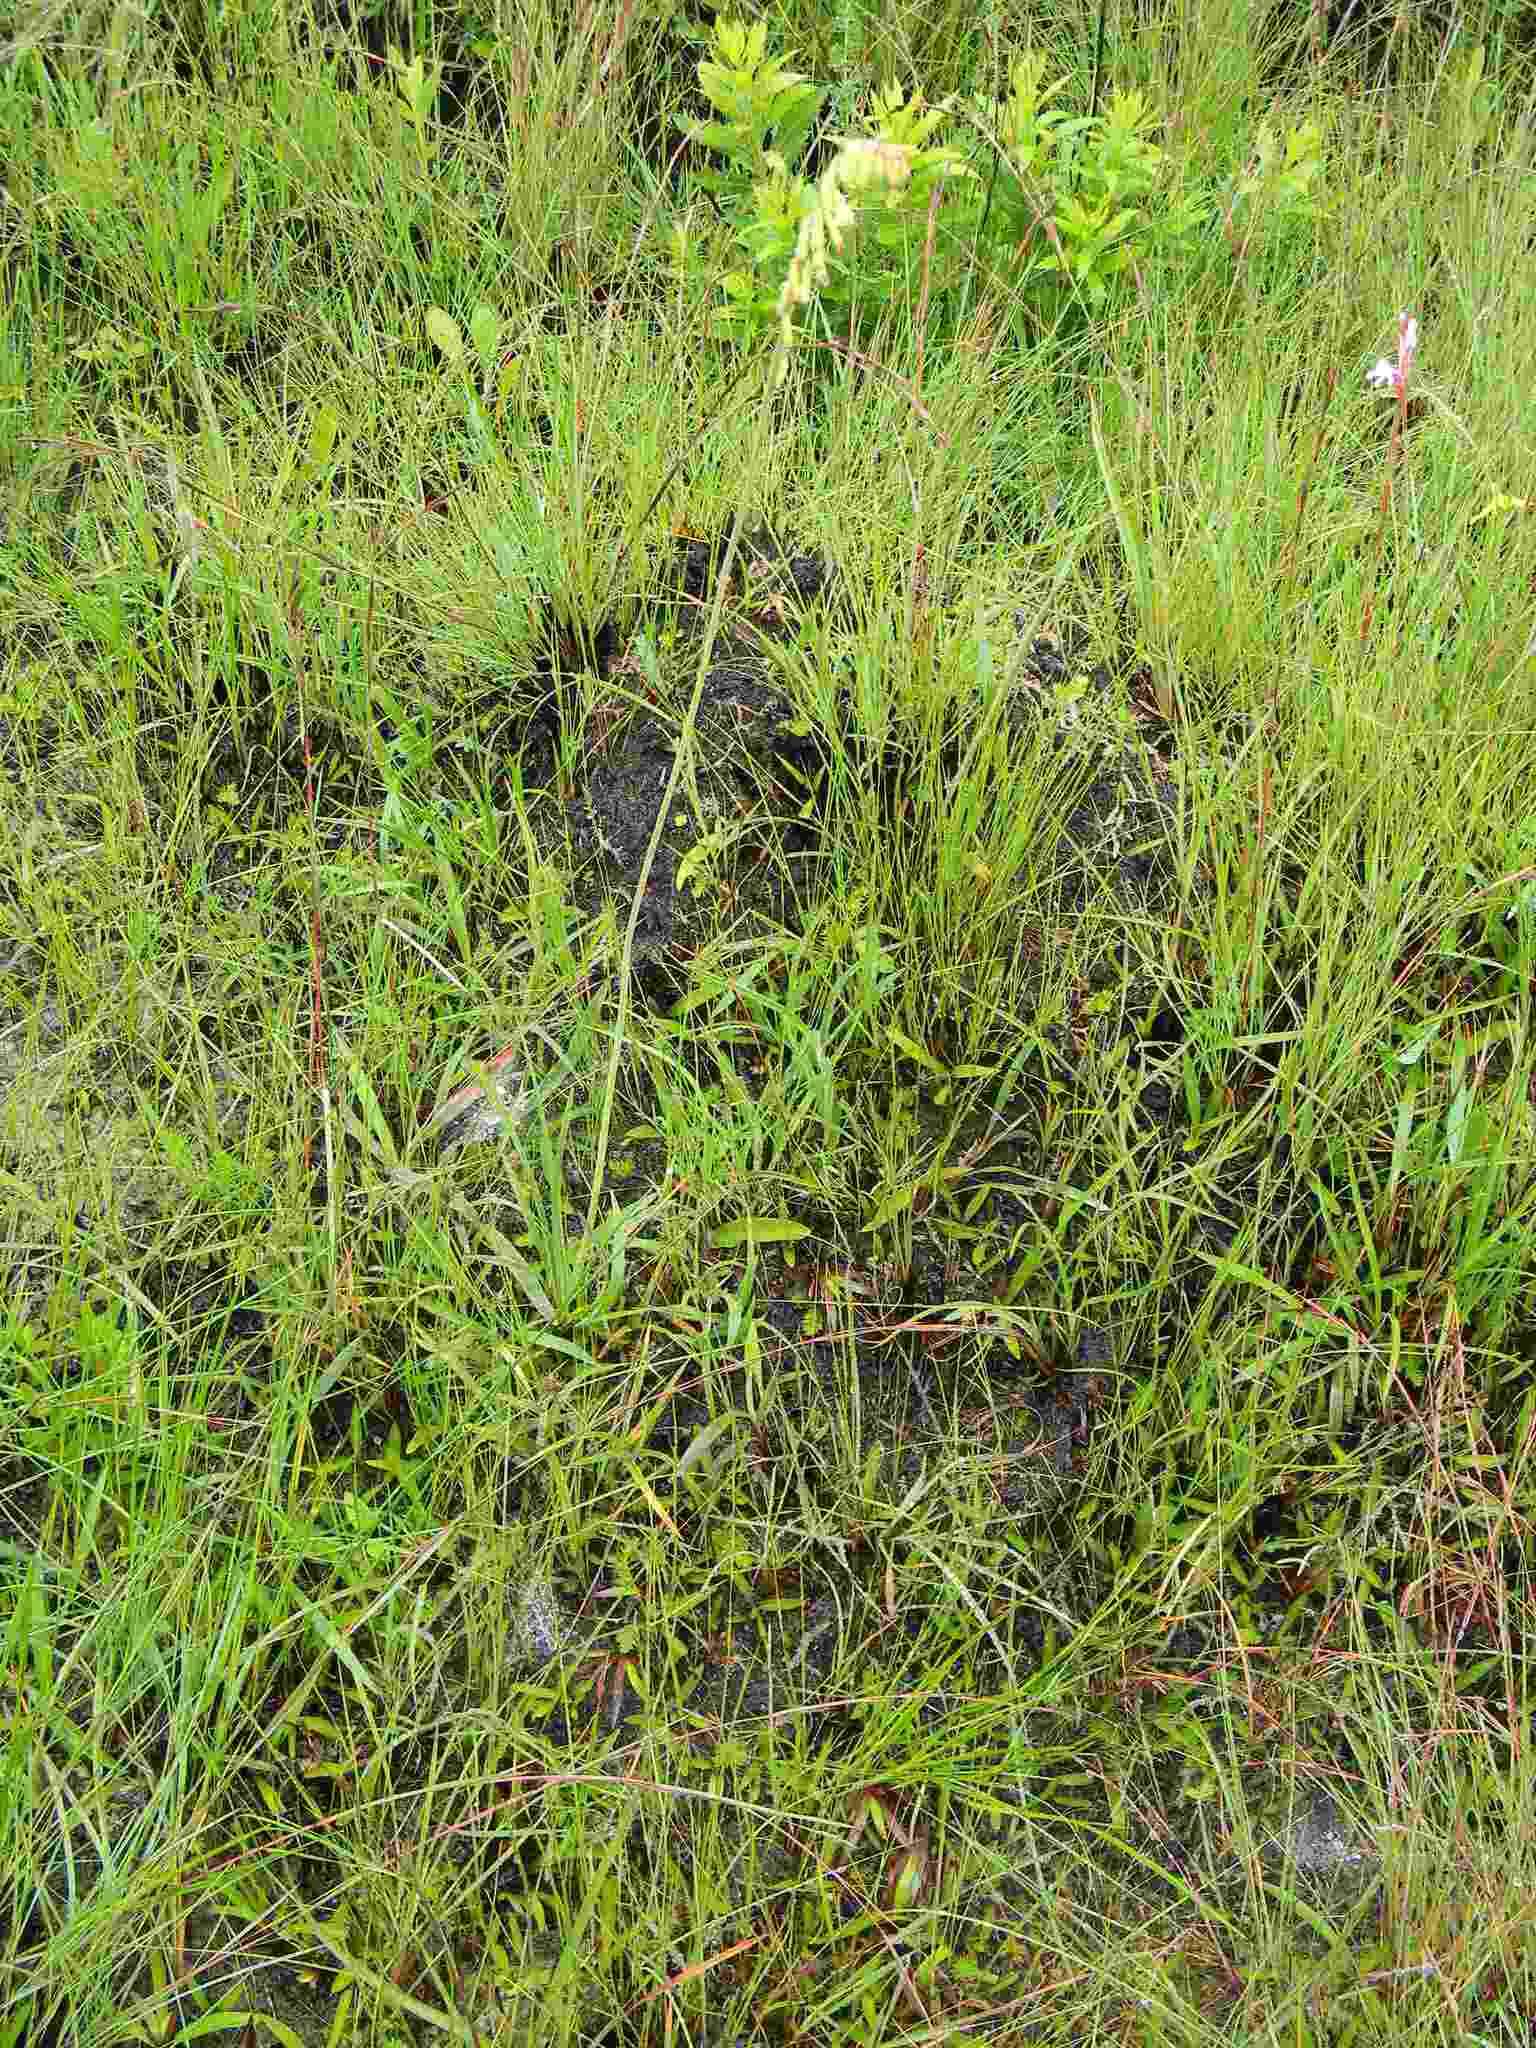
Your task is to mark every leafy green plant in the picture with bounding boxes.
[670,20,1326,365]
[671,17,974,378]
[971,53,1208,307]
[424,299,513,462]
[684,15,828,197]
[384,43,442,178]
[1220,112,1327,262]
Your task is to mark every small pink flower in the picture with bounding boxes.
[1366,310,1418,394]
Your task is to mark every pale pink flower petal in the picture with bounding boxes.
[1365,312,1419,397]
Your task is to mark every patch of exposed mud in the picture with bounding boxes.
[562,654,823,1007]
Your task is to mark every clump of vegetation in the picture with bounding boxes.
[1,0,1535,2041]
[669,14,1324,375]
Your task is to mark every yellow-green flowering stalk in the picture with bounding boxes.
[772,137,918,384]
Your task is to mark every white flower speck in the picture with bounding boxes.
[1367,310,1418,395]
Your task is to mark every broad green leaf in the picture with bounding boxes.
[677,1414,740,1479]
[888,1026,947,1074]
[864,1184,918,1233]
[680,118,751,156]
[710,1217,811,1249]
[305,402,339,476]
[468,301,501,369]
[425,306,464,363]
[450,1197,555,1320]
[1395,1027,1436,1065]
[1472,493,1529,523]
[1446,1084,1472,1166]
[157,2017,271,2043]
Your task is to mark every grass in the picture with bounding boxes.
[2,0,1536,2040]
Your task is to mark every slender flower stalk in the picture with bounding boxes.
[773,138,916,386]
[1362,310,1419,642]
[1366,310,1418,408]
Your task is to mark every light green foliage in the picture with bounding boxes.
[1443,40,1497,156]
[686,15,827,191]
[1224,114,1327,252]
[976,57,1210,302]
[673,19,1326,363]
[672,16,974,368]
[384,42,442,174]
